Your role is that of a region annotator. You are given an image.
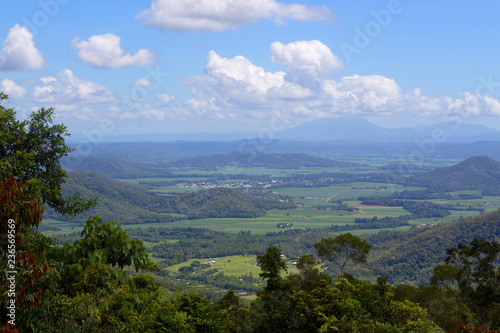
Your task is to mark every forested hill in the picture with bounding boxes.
[163,187,295,218]
[164,151,358,170]
[404,156,500,193]
[44,171,294,223]
[43,170,176,224]
[360,208,500,284]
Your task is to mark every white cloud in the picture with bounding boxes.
[446,92,500,117]
[0,24,44,71]
[131,78,153,87]
[157,93,175,104]
[183,46,500,123]
[33,69,115,104]
[270,40,343,87]
[72,33,157,68]
[184,51,292,111]
[205,50,285,94]
[136,0,332,32]
[323,75,402,110]
[0,79,27,101]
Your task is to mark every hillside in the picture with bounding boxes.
[404,156,500,193]
[44,171,177,224]
[44,171,294,223]
[165,151,357,170]
[360,208,500,284]
[164,187,295,218]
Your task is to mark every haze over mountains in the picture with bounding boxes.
[70,116,500,143]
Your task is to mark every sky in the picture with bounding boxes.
[1,0,500,139]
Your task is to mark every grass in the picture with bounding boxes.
[162,254,299,277]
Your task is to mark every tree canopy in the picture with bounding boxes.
[0,93,96,217]
[314,233,372,277]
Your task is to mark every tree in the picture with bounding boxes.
[0,176,55,332]
[442,238,500,327]
[0,92,96,217]
[252,245,289,332]
[256,245,287,292]
[314,233,371,277]
[53,216,156,295]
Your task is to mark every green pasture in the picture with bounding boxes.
[42,201,412,237]
[353,206,409,218]
[162,254,298,278]
[411,210,483,225]
[272,185,350,198]
[273,184,426,203]
[41,218,83,237]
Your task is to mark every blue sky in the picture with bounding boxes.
[1,0,500,138]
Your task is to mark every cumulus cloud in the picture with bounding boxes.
[186,50,316,114]
[205,50,285,94]
[323,76,500,118]
[131,78,153,87]
[182,44,500,123]
[447,92,500,117]
[33,69,115,104]
[136,0,332,32]
[72,33,157,68]
[0,24,44,71]
[0,79,27,101]
[270,40,343,87]
[323,75,402,111]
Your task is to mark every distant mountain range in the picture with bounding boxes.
[69,116,500,143]
[277,117,500,143]
[62,140,500,167]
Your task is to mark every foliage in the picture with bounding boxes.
[0,93,96,216]
[53,216,156,296]
[252,246,439,332]
[0,176,56,331]
[359,209,500,285]
[314,233,372,277]
[442,238,500,327]
[256,245,287,292]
